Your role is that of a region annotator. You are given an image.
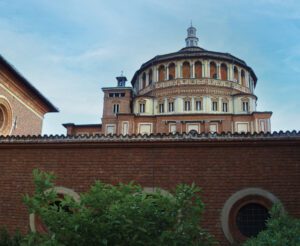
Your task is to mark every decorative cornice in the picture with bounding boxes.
[139,78,251,96]
[0,131,299,143]
[102,87,133,91]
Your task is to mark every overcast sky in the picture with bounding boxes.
[0,0,299,134]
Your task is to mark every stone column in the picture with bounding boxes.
[166,66,169,80]
[217,63,221,79]
[245,71,250,87]
[146,70,149,86]
[155,67,159,82]
[206,61,210,78]
[176,62,180,78]
[230,64,235,81]
[180,64,183,78]
[191,62,195,78]
[238,68,242,84]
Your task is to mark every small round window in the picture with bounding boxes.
[221,188,281,244]
[236,203,269,237]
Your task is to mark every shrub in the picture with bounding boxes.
[23,169,217,246]
[0,227,22,246]
[243,203,300,246]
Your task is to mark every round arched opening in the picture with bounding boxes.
[168,63,176,80]
[29,187,80,233]
[148,69,153,85]
[195,61,202,78]
[210,62,217,79]
[221,63,228,80]
[221,188,281,244]
[142,72,146,89]
[236,202,269,238]
[234,66,239,82]
[158,65,166,82]
[182,61,191,78]
[0,99,12,136]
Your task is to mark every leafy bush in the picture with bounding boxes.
[23,169,217,246]
[0,227,22,246]
[243,203,300,246]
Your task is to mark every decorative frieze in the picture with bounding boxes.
[138,78,251,96]
[153,86,233,98]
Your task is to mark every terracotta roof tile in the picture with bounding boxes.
[0,131,299,143]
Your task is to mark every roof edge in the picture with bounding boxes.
[0,55,59,113]
[0,130,299,143]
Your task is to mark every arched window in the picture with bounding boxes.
[195,61,202,78]
[210,62,217,79]
[183,98,191,111]
[142,72,146,89]
[0,98,12,136]
[236,203,269,238]
[148,69,153,85]
[234,66,239,82]
[182,61,190,79]
[241,70,246,86]
[139,100,146,113]
[221,188,280,244]
[0,107,4,131]
[168,63,175,80]
[158,65,165,82]
[221,63,228,80]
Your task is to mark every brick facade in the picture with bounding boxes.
[0,55,58,136]
[0,132,299,245]
[64,26,272,136]
[0,86,43,135]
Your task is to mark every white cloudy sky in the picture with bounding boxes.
[0,0,299,134]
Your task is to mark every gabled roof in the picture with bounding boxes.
[0,55,58,113]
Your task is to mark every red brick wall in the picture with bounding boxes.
[102,89,132,118]
[102,113,271,136]
[0,86,43,135]
[0,136,299,245]
[64,124,102,136]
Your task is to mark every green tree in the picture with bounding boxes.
[23,169,217,246]
[0,227,22,246]
[243,203,300,246]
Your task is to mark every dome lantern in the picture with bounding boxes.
[116,71,127,87]
[185,23,199,47]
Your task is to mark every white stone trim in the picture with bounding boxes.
[235,122,250,133]
[29,186,80,232]
[186,123,200,133]
[143,187,173,198]
[0,75,44,119]
[209,123,218,133]
[121,121,129,135]
[0,96,13,135]
[169,123,176,133]
[138,123,153,135]
[105,124,116,135]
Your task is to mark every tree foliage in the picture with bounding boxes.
[243,203,300,246]
[0,227,22,246]
[22,169,216,246]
